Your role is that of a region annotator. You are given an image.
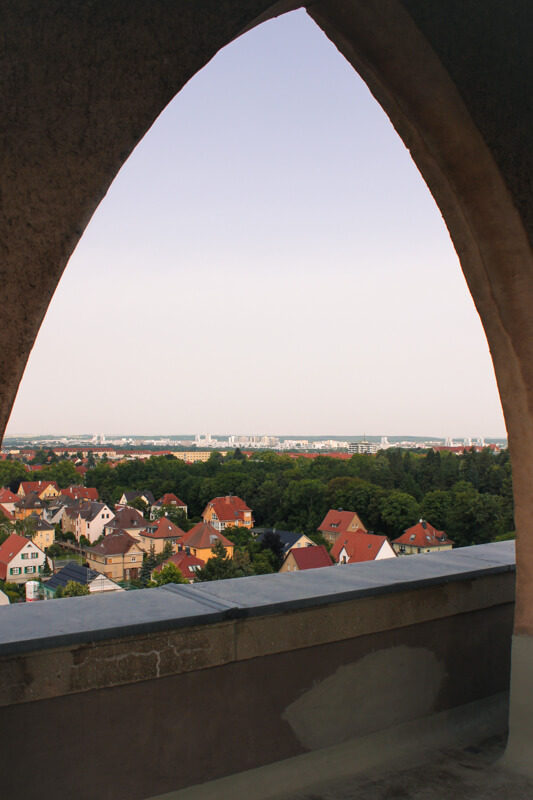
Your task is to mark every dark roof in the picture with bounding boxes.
[15,492,47,509]
[256,529,309,556]
[45,562,99,591]
[105,506,147,531]
[123,490,155,505]
[89,531,138,556]
[28,514,54,531]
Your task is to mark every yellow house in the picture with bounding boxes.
[13,492,47,521]
[17,480,59,501]
[202,495,253,532]
[138,517,185,556]
[29,514,56,550]
[392,519,454,556]
[318,509,367,544]
[180,522,234,562]
[87,531,145,582]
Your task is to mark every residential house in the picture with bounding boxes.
[138,517,186,556]
[43,494,78,527]
[29,515,56,551]
[318,509,367,544]
[392,519,454,556]
[118,490,155,509]
[0,533,50,584]
[43,562,123,598]
[86,531,145,582]
[280,545,333,573]
[0,487,21,515]
[331,530,396,564]
[103,507,148,542]
[202,495,253,531]
[180,522,234,562]
[17,480,59,501]
[255,529,316,558]
[13,492,47,521]
[61,485,99,502]
[73,501,115,543]
[152,552,205,583]
[150,493,188,520]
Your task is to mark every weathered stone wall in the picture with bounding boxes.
[0,544,516,798]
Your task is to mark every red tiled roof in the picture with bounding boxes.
[142,518,186,540]
[318,509,367,535]
[61,486,99,501]
[0,533,38,579]
[204,495,252,524]
[0,504,15,521]
[0,488,19,504]
[154,551,205,579]
[75,466,88,474]
[181,522,233,550]
[154,493,187,508]
[19,480,58,495]
[393,520,453,547]
[289,545,332,570]
[331,530,393,563]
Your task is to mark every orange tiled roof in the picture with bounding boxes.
[392,520,453,547]
[331,530,391,563]
[205,495,252,524]
[181,522,233,550]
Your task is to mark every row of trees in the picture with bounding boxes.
[79,447,513,546]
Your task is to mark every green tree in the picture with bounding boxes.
[128,496,149,516]
[152,505,189,530]
[258,531,284,566]
[419,490,453,532]
[140,547,158,587]
[60,580,90,597]
[149,562,188,586]
[379,490,420,537]
[42,552,52,577]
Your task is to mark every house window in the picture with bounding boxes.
[131,557,137,562]
[10,567,20,575]
[24,566,35,574]
[21,553,29,559]
[31,552,39,558]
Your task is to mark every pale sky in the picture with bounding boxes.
[6,10,506,439]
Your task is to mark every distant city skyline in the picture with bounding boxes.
[5,10,507,439]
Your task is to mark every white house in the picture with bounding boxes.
[0,533,50,584]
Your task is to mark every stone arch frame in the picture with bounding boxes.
[2,0,533,770]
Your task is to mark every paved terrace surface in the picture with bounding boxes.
[273,735,532,800]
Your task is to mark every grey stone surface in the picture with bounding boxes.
[0,542,515,655]
[0,586,228,655]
